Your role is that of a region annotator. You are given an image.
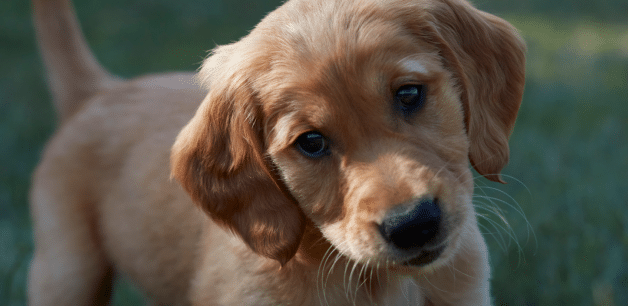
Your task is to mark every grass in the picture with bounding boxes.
[1,0,627,305]
[484,14,628,305]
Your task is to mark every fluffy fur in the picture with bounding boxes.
[28,0,525,305]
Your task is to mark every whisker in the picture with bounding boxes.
[327,250,345,281]
[474,194,529,247]
[367,261,376,304]
[352,260,370,305]
[420,272,451,295]
[376,261,383,293]
[472,185,533,266]
[399,272,409,302]
[474,201,513,234]
[317,243,336,306]
[474,200,521,253]
[493,173,532,195]
[473,193,508,216]
[475,185,536,248]
[476,216,509,251]
[408,278,425,305]
[346,260,361,301]
[342,256,352,300]
[475,185,527,219]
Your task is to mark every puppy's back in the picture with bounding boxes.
[29,71,207,305]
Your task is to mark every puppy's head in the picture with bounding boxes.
[171,0,525,268]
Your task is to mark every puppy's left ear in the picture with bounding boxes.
[418,0,526,182]
[170,44,305,265]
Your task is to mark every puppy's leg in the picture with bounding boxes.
[28,174,113,305]
[415,225,491,306]
[29,254,113,306]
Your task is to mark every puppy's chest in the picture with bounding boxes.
[197,255,426,306]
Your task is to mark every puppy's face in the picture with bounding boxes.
[263,36,472,268]
[172,0,525,269]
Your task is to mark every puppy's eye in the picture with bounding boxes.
[295,131,329,158]
[395,85,426,116]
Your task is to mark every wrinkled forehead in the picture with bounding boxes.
[258,37,443,153]
[265,0,437,78]
[249,1,449,150]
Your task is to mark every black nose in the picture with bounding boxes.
[379,198,441,251]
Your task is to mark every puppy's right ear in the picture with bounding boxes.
[170,45,305,266]
[417,0,526,183]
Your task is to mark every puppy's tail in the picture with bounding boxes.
[32,0,121,123]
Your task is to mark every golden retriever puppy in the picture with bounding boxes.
[28,0,525,305]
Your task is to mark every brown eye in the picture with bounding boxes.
[395,85,426,116]
[295,131,329,158]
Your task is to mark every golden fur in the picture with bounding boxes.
[28,0,525,305]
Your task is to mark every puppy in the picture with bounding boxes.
[28,0,525,305]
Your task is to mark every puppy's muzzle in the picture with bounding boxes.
[379,198,445,266]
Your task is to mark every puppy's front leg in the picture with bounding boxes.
[415,225,491,306]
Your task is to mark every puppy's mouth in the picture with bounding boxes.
[401,245,445,266]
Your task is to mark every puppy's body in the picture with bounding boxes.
[29,76,421,305]
[29,0,525,305]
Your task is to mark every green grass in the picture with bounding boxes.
[1,0,627,305]
[485,16,628,305]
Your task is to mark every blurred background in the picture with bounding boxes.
[1,0,626,305]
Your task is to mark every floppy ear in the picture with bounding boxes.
[170,46,305,265]
[421,0,526,182]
